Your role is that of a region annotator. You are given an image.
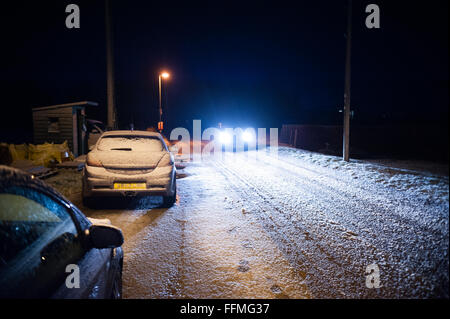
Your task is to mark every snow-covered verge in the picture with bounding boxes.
[218,147,448,297]
[45,169,82,201]
[273,146,449,205]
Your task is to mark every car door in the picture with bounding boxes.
[52,205,114,299]
[0,184,85,298]
[0,184,111,298]
[52,241,113,299]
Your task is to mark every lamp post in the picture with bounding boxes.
[158,72,170,132]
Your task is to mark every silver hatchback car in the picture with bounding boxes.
[82,131,176,207]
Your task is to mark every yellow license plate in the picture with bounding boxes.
[114,183,146,190]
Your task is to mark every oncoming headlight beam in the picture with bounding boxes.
[219,131,232,145]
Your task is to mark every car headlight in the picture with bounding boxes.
[219,131,232,145]
[242,130,254,142]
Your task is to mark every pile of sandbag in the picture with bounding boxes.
[8,143,29,162]
[29,141,74,167]
[1,141,74,167]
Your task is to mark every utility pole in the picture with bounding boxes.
[105,0,116,130]
[343,0,352,161]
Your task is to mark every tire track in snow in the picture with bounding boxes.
[212,159,359,298]
[212,153,448,298]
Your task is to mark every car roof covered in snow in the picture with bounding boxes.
[100,130,162,138]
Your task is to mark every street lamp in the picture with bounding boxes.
[158,71,170,132]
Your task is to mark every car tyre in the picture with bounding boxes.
[110,267,123,299]
[82,195,94,208]
[82,179,94,208]
[162,179,176,207]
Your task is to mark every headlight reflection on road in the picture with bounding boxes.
[242,130,254,143]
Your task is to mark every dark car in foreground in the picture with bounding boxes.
[0,165,124,299]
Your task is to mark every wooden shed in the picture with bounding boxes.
[32,101,98,157]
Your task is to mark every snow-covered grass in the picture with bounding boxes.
[217,147,448,297]
[274,146,449,204]
[45,169,82,200]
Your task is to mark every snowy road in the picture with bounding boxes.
[61,147,448,299]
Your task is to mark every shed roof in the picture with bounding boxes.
[32,101,98,112]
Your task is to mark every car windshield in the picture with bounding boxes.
[97,136,164,152]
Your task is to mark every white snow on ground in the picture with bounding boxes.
[44,146,449,298]
[275,147,449,204]
[213,147,448,298]
[45,169,82,200]
[121,163,311,298]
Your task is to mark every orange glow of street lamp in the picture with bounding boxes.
[158,71,171,132]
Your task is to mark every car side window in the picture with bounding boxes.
[0,186,85,298]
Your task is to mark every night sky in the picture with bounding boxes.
[0,0,448,142]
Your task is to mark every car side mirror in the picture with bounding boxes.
[89,145,95,151]
[88,224,124,249]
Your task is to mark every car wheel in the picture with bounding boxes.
[82,195,94,208]
[110,268,122,299]
[82,193,94,208]
[162,179,176,207]
[82,178,94,207]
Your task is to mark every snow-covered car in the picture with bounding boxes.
[0,165,124,299]
[82,130,176,207]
